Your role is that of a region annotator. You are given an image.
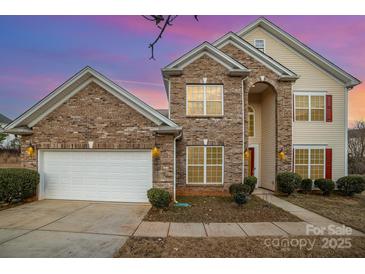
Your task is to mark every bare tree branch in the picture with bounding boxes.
[142,15,199,60]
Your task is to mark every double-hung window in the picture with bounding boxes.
[294,146,325,179]
[187,146,224,184]
[294,92,325,121]
[186,85,223,116]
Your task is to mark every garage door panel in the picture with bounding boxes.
[40,150,152,202]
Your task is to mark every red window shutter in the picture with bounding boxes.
[325,148,332,179]
[326,95,333,122]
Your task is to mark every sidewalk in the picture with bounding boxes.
[133,191,364,238]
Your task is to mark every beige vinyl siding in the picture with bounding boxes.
[260,90,276,190]
[248,94,262,184]
[242,27,346,181]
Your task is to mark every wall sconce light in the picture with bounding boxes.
[203,77,207,84]
[244,148,249,160]
[152,146,161,158]
[26,143,35,157]
[278,146,286,161]
[203,139,208,146]
[88,141,94,149]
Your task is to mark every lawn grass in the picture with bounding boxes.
[144,195,300,223]
[117,236,365,258]
[280,192,365,233]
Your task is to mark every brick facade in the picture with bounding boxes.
[169,55,244,190]
[20,82,174,192]
[169,44,293,192]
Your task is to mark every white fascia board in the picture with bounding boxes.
[164,42,248,71]
[237,18,360,87]
[213,32,297,77]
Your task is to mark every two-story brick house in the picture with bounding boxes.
[3,17,360,202]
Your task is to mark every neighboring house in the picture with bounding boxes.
[3,17,360,202]
[0,113,14,147]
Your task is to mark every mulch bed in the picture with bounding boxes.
[144,195,300,223]
[117,236,365,258]
[279,192,365,233]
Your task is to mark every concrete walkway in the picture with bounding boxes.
[255,189,364,236]
[133,190,364,238]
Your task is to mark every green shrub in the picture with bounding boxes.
[300,178,313,193]
[233,192,248,205]
[229,183,251,195]
[243,176,257,195]
[276,172,301,195]
[0,168,39,203]
[314,178,335,195]
[147,188,170,208]
[336,175,365,196]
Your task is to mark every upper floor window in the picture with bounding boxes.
[186,85,223,116]
[254,39,265,52]
[294,93,325,121]
[248,105,255,137]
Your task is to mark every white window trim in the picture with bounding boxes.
[186,84,224,116]
[293,145,326,179]
[248,105,255,138]
[254,39,265,52]
[294,91,326,122]
[186,146,224,185]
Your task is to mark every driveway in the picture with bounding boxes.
[0,200,150,258]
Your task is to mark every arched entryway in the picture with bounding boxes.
[247,81,277,190]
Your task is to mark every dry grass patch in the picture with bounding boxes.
[280,192,365,233]
[144,195,300,223]
[117,236,365,258]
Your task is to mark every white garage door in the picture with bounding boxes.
[39,150,152,202]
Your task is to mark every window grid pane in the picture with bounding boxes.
[295,148,325,180]
[186,85,223,116]
[206,147,223,184]
[248,113,254,137]
[187,146,223,184]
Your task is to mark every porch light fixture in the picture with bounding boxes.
[203,139,208,146]
[26,143,35,157]
[278,147,286,160]
[244,148,249,160]
[152,146,161,158]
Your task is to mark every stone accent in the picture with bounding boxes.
[220,43,293,180]
[20,82,174,192]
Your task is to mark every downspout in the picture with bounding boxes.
[241,77,248,183]
[344,86,349,176]
[173,131,183,203]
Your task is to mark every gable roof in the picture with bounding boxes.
[162,41,250,77]
[237,17,360,88]
[0,113,12,126]
[5,66,179,133]
[212,32,298,80]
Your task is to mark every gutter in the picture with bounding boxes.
[173,131,183,203]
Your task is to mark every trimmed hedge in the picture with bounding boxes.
[336,175,365,196]
[243,176,257,195]
[233,192,248,205]
[300,178,313,193]
[229,183,251,195]
[276,172,301,195]
[0,168,39,203]
[314,178,335,196]
[147,188,170,208]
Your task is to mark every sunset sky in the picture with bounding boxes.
[0,16,364,127]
